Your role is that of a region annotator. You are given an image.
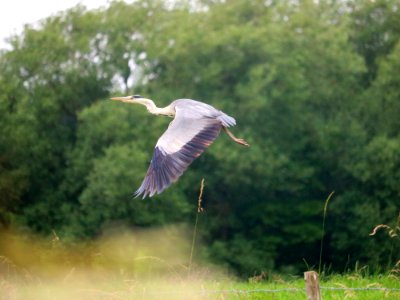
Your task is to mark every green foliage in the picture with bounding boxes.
[1,0,400,276]
[349,0,400,84]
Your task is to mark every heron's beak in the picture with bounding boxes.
[110,96,133,103]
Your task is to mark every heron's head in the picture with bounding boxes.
[110,94,146,103]
[111,94,172,116]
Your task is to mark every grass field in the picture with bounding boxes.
[1,272,400,299]
[1,227,399,299]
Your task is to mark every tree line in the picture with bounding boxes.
[1,0,399,275]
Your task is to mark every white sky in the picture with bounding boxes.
[0,0,112,49]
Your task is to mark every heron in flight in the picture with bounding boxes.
[110,95,249,198]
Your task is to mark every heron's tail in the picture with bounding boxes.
[218,113,236,127]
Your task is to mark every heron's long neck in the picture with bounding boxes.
[137,99,174,116]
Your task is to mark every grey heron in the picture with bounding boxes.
[110,95,249,198]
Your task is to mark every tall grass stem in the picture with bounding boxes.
[188,178,205,274]
[319,191,334,275]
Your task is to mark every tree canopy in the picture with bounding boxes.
[1,0,399,276]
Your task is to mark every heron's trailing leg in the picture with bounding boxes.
[223,127,249,147]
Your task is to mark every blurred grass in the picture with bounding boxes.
[1,272,399,299]
[0,227,399,300]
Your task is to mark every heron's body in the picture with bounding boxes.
[110,95,248,198]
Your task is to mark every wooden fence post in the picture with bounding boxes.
[304,271,322,300]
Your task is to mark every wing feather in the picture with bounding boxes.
[135,106,222,198]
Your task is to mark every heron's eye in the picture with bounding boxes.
[133,95,142,99]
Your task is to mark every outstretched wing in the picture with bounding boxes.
[135,106,222,198]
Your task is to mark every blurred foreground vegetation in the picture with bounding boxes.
[0,227,399,300]
[1,0,400,276]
